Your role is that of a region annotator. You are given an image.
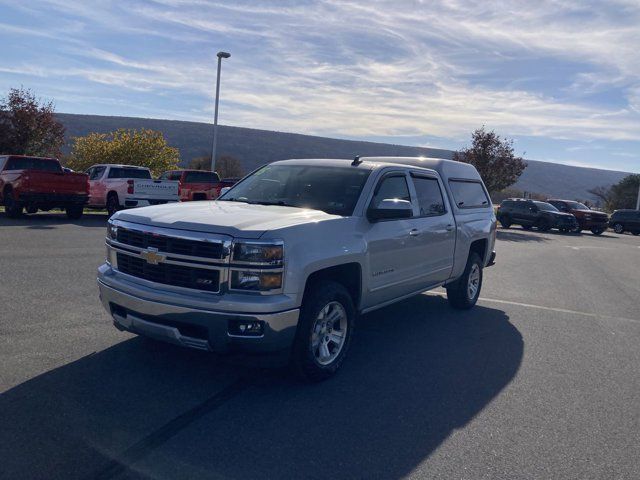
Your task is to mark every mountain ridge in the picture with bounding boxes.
[55,113,631,202]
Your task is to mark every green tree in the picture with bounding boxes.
[0,87,65,157]
[66,128,180,176]
[188,154,244,178]
[453,127,527,193]
[590,174,640,211]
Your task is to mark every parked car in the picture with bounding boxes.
[0,155,88,219]
[158,169,221,201]
[98,156,496,381]
[609,210,640,235]
[214,177,240,198]
[85,164,179,217]
[546,199,609,235]
[496,198,578,232]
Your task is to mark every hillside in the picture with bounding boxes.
[56,113,630,202]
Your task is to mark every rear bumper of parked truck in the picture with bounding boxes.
[97,264,299,354]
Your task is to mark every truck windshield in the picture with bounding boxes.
[219,164,371,216]
[565,201,590,210]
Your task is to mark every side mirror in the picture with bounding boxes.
[367,199,413,222]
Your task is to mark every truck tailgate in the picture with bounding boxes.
[25,171,88,195]
[134,180,179,199]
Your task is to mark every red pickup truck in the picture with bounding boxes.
[0,155,89,219]
[158,169,222,201]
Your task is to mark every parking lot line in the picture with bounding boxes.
[426,292,639,324]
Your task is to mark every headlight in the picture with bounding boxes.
[232,241,283,266]
[107,222,118,240]
[230,270,283,292]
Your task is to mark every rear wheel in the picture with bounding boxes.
[66,205,84,220]
[499,215,512,228]
[591,227,604,235]
[291,281,355,382]
[613,223,624,234]
[107,194,120,218]
[446,252,483,310]
[4,190,23,218]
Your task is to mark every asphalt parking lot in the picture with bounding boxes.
[1,213,639,480]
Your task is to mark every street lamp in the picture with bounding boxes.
[211,51,231,173]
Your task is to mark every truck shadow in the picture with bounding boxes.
[0,295,523,480]
[496,229,549,242]
[0,212,109,227]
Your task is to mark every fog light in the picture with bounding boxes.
[228,319,265,337]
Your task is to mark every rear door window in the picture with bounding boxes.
[107,168,152,179]
[448,180,490,208]
[411,175,446,216]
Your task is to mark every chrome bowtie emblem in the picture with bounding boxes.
[141,247,166,265]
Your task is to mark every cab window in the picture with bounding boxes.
[371,174,411,208]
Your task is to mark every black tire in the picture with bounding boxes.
[4,190,23,218]
[66,205,84,220]
[107,193,120,218]
[291,281,355,382]
[633,232,639,236]
[522,225,532,231]
[591,227,604,235]
[499,215,512,229]
[612,223,624,234]
[446,252,483,310]
[537,219,551,232]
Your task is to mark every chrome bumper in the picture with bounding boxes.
[98,279,299,353]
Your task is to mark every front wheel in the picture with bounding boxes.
[291,281,355,382]
[591,227,604,235]
[4,191,23,218]
[446,252,483,310]
[613,223,624,234]
[537,219,551,232]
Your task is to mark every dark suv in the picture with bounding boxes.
[496,199,578,232]
[609,210,640,235]
[547,199,609,235]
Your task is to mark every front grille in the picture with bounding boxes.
[116,253,220,292]
[117,228,224,259]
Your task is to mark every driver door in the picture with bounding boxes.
[363,170,422,308]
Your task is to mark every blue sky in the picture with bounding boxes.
[1,0,639,172]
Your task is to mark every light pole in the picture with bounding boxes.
[211,51,230,173]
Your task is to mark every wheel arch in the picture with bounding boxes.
[303,263,362,310]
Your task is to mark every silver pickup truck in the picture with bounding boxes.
[98,157,496,381]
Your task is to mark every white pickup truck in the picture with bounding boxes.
[98,157,496,381]
[85,164,179,216]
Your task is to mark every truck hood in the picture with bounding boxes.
[113,200,340,238]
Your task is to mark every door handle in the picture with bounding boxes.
[446,224,455,231]
[409,229,420,237]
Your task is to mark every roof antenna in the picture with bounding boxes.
[352,155,362,166]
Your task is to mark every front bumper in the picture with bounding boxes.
[98,275,299,354]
